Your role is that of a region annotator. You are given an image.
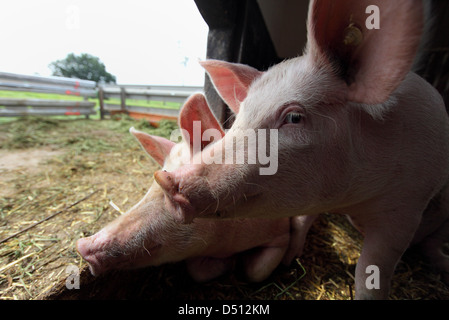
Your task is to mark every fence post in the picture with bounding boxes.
[98,86,105,120]
[120,87,127,113]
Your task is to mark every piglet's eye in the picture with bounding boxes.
[284,112,302,124]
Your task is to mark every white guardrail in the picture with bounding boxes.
[98,84,202,120]
[0,71,203,120]
[0,72,97,117]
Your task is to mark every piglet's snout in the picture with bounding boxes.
[154,164,205,195]
[154,166,219,223]
[76,235,111,277]
[154,170,178,195]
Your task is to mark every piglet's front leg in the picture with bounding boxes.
[283,215,318,265]
[351,206,423,300]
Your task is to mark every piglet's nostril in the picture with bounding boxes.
[154,170,179,195]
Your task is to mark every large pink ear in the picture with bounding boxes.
[129,127,175,166]
[199,60,263,113]
[179,93,225,151]
[307,0,423,105]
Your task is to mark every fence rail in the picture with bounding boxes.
[0,71,203,122]
[98,84,202,122]
[0,72,97,117]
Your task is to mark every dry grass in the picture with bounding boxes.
[0,116,448,300]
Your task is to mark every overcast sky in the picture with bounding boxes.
[0,0,209,85]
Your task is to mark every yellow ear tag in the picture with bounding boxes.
[343,23,363,47]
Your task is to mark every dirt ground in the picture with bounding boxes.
[0,117,448,300]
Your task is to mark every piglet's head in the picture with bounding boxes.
[76,93,224,275]
[155,0,424,224]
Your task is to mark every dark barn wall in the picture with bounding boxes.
[413,0,449,112]
[194,0,280,127]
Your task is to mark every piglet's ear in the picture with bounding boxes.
[307,0,423,105]
[130,127,175,166]
[179,93,225,151]
[200,60,263,113]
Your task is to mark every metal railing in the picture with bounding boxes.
[98,84,202,120]
[0,71,203,122]
[0,72,97,117]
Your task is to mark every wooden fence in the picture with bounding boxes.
[98,84,202,124]
[0,72,203,123]
[0,72,97,117]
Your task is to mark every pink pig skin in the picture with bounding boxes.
[76,93,306,283]
[155,0,449,299]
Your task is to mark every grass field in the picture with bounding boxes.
[0,115,448,300]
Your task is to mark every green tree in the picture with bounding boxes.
[49,53,116,83]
